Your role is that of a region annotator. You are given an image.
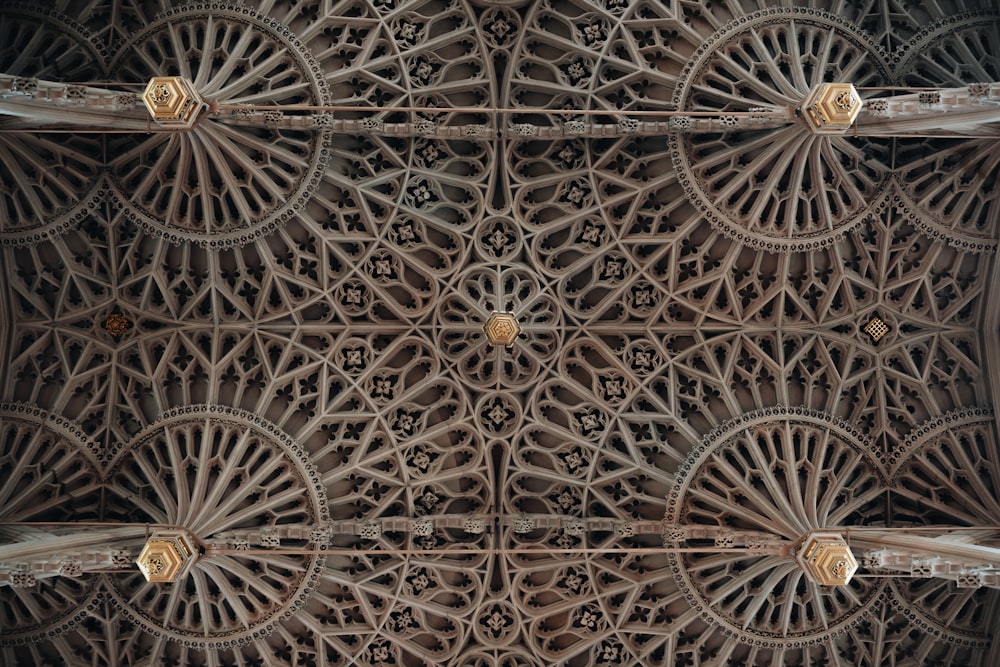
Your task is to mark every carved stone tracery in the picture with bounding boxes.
[106,5,332,248]
[672,9,892,252]
[104,406,329,648]
[0,1,998,666]
[667,408,885,646]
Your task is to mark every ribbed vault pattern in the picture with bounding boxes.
[1,0,1000,665]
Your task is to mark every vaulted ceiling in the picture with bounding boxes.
[2,0,1000,665]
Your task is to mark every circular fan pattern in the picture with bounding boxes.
[666,407,886,646]
[672,9,892,251]
[892,14,1000,251]
[0,6,106,246]
[886,408,1000,649]
[0,404,103,645]
[106,4,332,248]
[104,405,329,647]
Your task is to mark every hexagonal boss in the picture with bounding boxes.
[483,311,521,347]
[142,76,203,129]
[136,530,196,583]
[800,83,862,135]
[796,532,858,586]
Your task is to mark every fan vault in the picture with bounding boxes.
[1,0,1000,665]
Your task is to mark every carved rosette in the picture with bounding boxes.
[438,267,562,388]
